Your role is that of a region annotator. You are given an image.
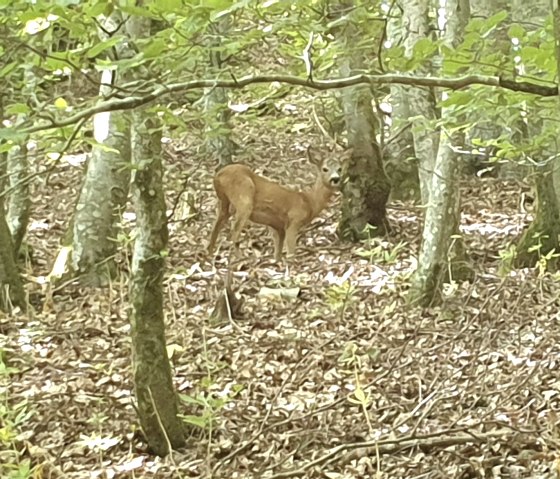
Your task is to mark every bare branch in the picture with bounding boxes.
[9,72,558,136]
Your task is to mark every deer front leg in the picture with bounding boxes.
[269,228,285,261]
[285,224,300,258]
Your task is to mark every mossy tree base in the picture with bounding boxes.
[514,162,560,271]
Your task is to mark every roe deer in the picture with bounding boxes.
[207,147,348,261]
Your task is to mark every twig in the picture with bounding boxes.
[267,428,516,478]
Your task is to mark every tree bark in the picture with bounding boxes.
[514,160,560,270]
[0,153,26,312]
[402,0,439,205]
[58,13,131,286]
[335,1,391,240]
[513,0,560,271]
[385,7,420,202]
[127,13,185,456]
[204,16,236,167]
[409,0,471,306]
[6,142,30,255]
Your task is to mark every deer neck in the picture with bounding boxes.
[303,177,334,220]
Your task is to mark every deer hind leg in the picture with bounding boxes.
[228,180,256,253]
[208,197,231,255]
[269,228,285,261]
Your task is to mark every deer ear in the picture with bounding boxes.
[307,146,322,166]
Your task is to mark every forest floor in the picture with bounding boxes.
[2,114,560,479]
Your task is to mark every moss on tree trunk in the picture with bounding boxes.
[515,161,560,270]
[0,196,26,312]
[129,111,184,456]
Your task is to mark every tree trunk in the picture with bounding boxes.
[127,13,185,456]
[6,66,34,255]
[204,16,236,167]
[49,12,132,286]
[6,143,31,254]
[409,0,471,306]
[335,1,391,240]
[469,0,523,178]
[402,0,439,205]
[514,160,560,270]
[0,154,26,312]
[513,0,560,271]
[68,103,130,285]
[385,7,420,202]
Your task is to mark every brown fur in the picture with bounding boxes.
[207,148,348,260]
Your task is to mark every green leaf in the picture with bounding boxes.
[151,0,183,11]
[0,129,27,142]
[485,10,508,30]
[0,142,15,153]
[440,91,471,108]
[6,104,30,116]
[211,0,251,20]
[413,38,437,58]
[86,36,124,59]
[142,38,166,58]
[119,4,158,18]
[86,1,110,17]
[507,24,525,40]
[181,415,208,429]
[0,61,18,78]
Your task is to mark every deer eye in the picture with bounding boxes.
[322,167,329,172]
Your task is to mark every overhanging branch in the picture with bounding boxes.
[9,72,559,135]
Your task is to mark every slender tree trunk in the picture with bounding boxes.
[335,1,391,240]
[385,6,420,202]
[6,67,34,255]
[0,95,25,312]
[469,0,523,178]
[409,0,471,306]
[403,0,439,205]
[127,13,185,456]
[0,153,25,312]
[6,143,30,254]
[204,16,235,167]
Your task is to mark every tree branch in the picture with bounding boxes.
[267,427,518,478]
[8,72,558,136]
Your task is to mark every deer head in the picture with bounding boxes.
[307,145,351,190]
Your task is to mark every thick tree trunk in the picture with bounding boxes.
[69,104,130,285]
[403,0,439,205]
[335,1,391,240]
[513,1,560,271]
[338,83,391,239]
[127,14,185,456]
[409,0,471,306]
[514,160,560,270]
[51,12,132,286]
